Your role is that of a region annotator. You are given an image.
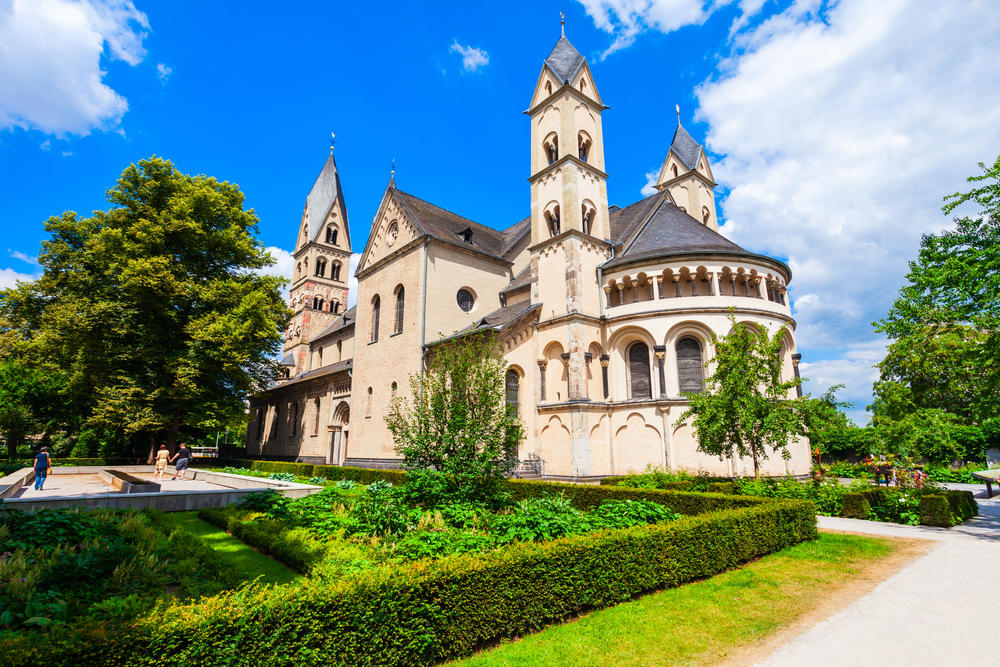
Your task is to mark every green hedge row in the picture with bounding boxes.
[193,458,408,485]
[3,495,815,666]
[841,488,977,526]
[198,507,329,572]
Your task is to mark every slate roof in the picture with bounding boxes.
[264,359,353,392]
[305,152,349,244]
[604,194,760,269]
[545,35,585,82]
[500,265,531,294]
[430,301,542,346]
[392,188,509,259]
[609,191,669,243]
[670,123,703,171]
[500,215,531,256]
[280,352,295,367]
[312,305,356,342]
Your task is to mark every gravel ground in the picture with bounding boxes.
[759,486,1000,666]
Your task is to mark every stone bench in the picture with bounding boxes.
[972,469,1000,498]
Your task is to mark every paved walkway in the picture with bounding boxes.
[760,486,1000,666]
[15,471,231,498]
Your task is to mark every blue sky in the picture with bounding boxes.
[2,0,1000,421]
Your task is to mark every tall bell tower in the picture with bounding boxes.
[283,140,352,377]
[527,26,610,319]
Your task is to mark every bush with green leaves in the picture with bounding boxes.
[267,472,297,482]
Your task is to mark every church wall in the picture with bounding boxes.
[349,243,426,462]
[423,243,509,340]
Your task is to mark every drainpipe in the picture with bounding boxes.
[419,238,430,404]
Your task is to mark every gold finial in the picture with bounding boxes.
[330,132,336,152]
[560,11,565,36]
[391,157,395,177]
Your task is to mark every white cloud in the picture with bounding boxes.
[346,252,361,308]
[640,169,659,197]
[9,250,38,265]
[0,266,37,290]
[156,62,172,82]
[255,246,294,301]
[694,0,1000,409]
[0,0,150,135]
[39,139,51,151]
[449,41,490,72]
[576,0,728,57]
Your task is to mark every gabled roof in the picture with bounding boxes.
[430,301,542,346]
[312,305,356,342]
[609,190,671,244]
[392,188,509,259]
[545,35,585,82]
[670,123,703,171]
[500,265,531,295]
[264,359,353,392]
[305,151,349,245]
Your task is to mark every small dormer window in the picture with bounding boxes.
[459,227,474,244]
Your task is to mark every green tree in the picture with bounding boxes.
[0,157,289,460]
[0,360,61,460]
[876,155,1000,421]
[386,332,524,505]
[799,385,853,470]
[677,315,803,479]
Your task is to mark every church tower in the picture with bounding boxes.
[527,28,610,318]
[654,115,719,230]
[283,144,352,376]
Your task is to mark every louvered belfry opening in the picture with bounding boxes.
[676,337,704,393]
[627,342,652,399]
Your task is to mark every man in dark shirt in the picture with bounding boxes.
[170,443,194,480]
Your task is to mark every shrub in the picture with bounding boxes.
[841,493,873,519]
[4,497,815,665]
[267,472,297,482]
[308,464,407,485]
[918,495,953,527]
[707,482,734,494]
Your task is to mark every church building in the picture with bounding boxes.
[246,31,810,479]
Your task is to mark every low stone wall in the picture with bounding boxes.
[0,467,35,499]
[1,466,322,513]
[98,469,161,494]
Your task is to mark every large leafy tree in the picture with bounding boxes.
[0,157,289,460]
[677,314,803,479]
[386,332,523,505]
[0,360,62,460]
[876,155,1000,421]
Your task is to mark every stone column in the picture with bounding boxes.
[653,275,663,300]
[560,352,572,400]
[584,352,593,399]
[659,405,673,470]
[791,353,803,398]
[603,285,612,308]
[707,272,716,296]
[690,272,697,296]
[654,345,667,397]
[600,354,610,399]
[537,359,547,402]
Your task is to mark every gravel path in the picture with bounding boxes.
[759,487,1000,666]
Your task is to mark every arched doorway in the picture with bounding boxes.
[329,402,350,465]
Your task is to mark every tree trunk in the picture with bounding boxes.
[146,432,157,464]
[752,447,760,480]
[165,416,181,452]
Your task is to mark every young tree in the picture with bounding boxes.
[0,157,290,460]
[876,155,1000,420]
[677,314,803,479]
[385,332,523,505]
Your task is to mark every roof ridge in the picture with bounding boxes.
[394,189,507,241]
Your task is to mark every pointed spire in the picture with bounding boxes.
[670,115,703,171]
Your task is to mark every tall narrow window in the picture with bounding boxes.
[313,397,321,435]
[370,296,380,342]
[578,133,591,162]
[545,206,560,237]
[627,342,652,399]
[672,165,679,178]
[394,286,405,334]
[366,387,373,417]
[315,258,327,277]
[544,134,558,165]
[290,402,298,437]
[581,205,594,235]
[332,262,341,280]
[676,337,704,393]
[505,368,520,416]
[702,207,711,225]
[256,408,265,444]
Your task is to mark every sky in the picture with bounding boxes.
[2,0,999,422]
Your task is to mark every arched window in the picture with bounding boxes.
[672,165,679,178]
[370,295,380,342]
[627,342,652,399]
[676,337,704,393]
[326,227,338,245]
[313,397,321,435]
[578,132,591,162]
[543,133,558,165]
[545,81,552,95]
[544,205,560,237]
[581,203,595,235]
[295,262,301,278]
[312,296,324,310]
[702,207,710,225]
[505,368,520,416]
[331,262,341,281]
[331,300,340,314]
[394,286,405,334]
[315,258,327,277]
[366,387,373,417]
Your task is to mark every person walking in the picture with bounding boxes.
[170,443,193,481]
[33,446,52,491]
[153,444,170,480]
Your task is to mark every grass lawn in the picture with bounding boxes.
[171,511,299,585]
[457,532,911,667]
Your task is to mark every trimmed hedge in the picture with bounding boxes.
[198,507,329,572]
[193,459,408,485]
[841,492,873,519]
[707,482,735,495]
[2,495,815,666]
[307,464,407,485]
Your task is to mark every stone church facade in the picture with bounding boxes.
[247,32,810,480]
